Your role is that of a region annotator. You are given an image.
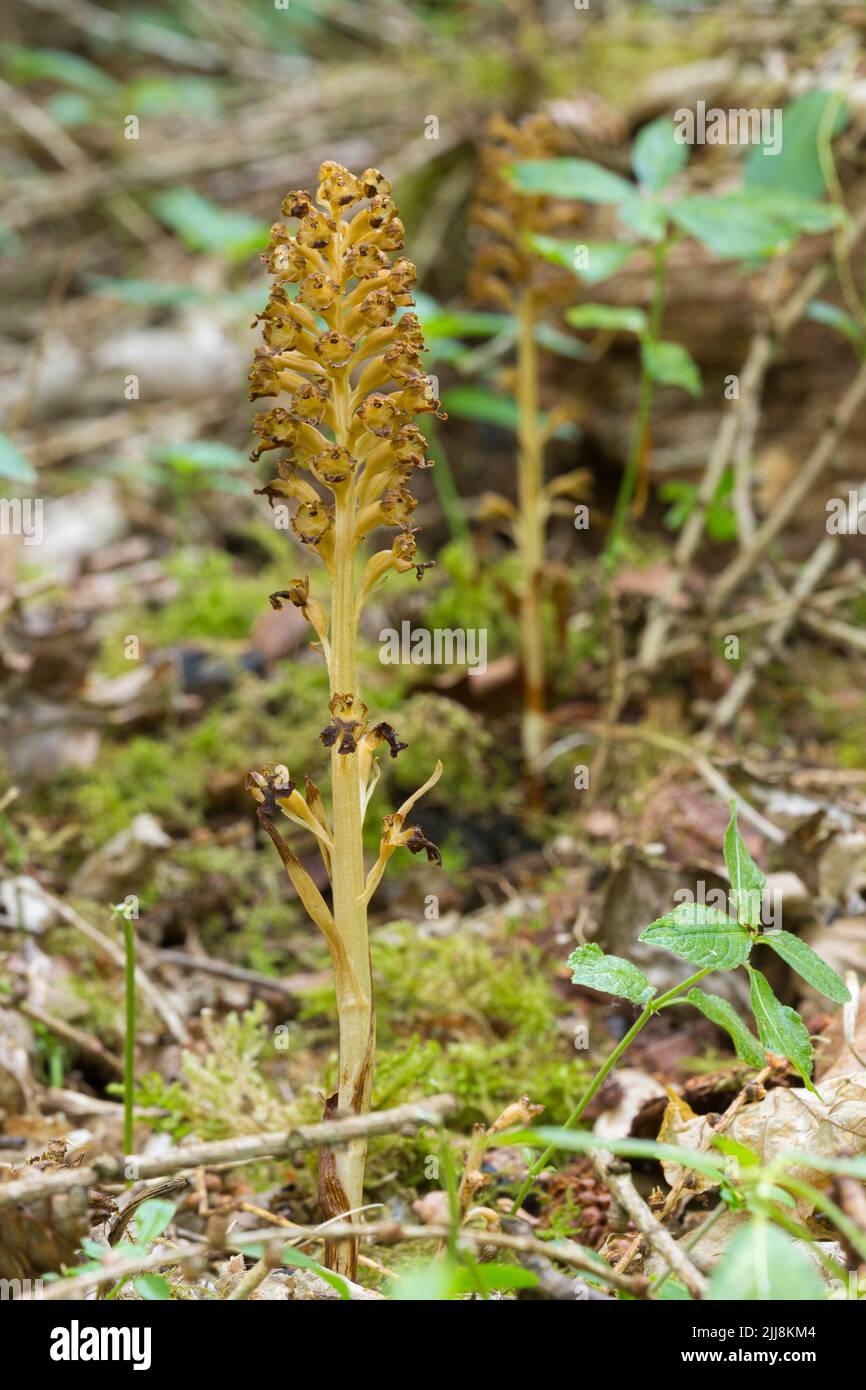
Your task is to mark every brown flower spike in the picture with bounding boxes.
[247,163,443,1279]
[468,116,588,796]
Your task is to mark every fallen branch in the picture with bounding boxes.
[590,1149,708,1299]
[23,886,189,1044]
[704,535,840,732]
[0,1095,456,1212]
[638,201,866,669]
[707,366,866,613]
[17,1001,124,1078]
[25,1211,648,1300]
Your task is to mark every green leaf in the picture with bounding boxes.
[88,276,206,308]
[744,91,850,201]
[0,43,118,96]
[639,902,752,971]
[532,322,591,362]
[454,1263,539,1294]
[670,190,844,260]
[642,339,702,396]
[713,1135,760,1169]
[616,194,668,242]
[757,931,850,1004]
[685,989,766,1068]
[525,233,636,284]
[707,1222,825,1301]
[411,295,513,340]
[566,303,647,334]
[151,186,267,262]
[567,942,655,1006]
[723,801,765,927]
[499,1126,727,1182]
[155,440,247,473]
[508,157,633,204]
[133,1198,176,1246]
[806,299,865,347]
[440,385,519,430]
[0,433,37,485]
[244,1241,351,1299]
[134,1274,172,1300]
[746,966,815,1092]
[632,116,689,194]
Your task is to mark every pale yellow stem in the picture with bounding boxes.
[516,293,546,786]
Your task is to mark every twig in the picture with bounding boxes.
[638,202,866,670]
[615,1066,772,1276]
[704,535,839,732]
[707,364,866,613]
[23,886,189,1044]
[590,1149,708,1299]
[280,1218,649,1296]
[0,1095,456,1212]
[150,947,311,1001]
[578,721,785,843]
[16,1001,124,1078]
[25,1212,648,1300]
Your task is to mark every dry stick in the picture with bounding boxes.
[801,609,866,655]
[581,720,785,844]
[633,578,866,665]
[707,359,866,614]
[0,1095,455,1213]
[150,947,311,1001]
[17,1001,124,1078]
[614,1066,772,1277]
[638,204,866,671]
[225,1256,275,1301]
[704,536,840,733]
[637,323,774,671]
[25,1215,649,1301]
[590,1149,708,1299]
[25,887,189,1044]
[282,1219,650,1296]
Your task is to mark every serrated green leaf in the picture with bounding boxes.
[642,339,702,396]
[566,303,647,334]
[0,433,37,485]
[567,942,655,1006]
[706,1222,825,1301]
[744,90,850,201]
[632,116,689,194]
[686,989,766,1068]
[746,966,815,1092]
[508,157,633,203]
[724,802,765,927]
[525,232,635,285]
[670,190,844,260]
[639,902,752,971]
[758,930,850,1004]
